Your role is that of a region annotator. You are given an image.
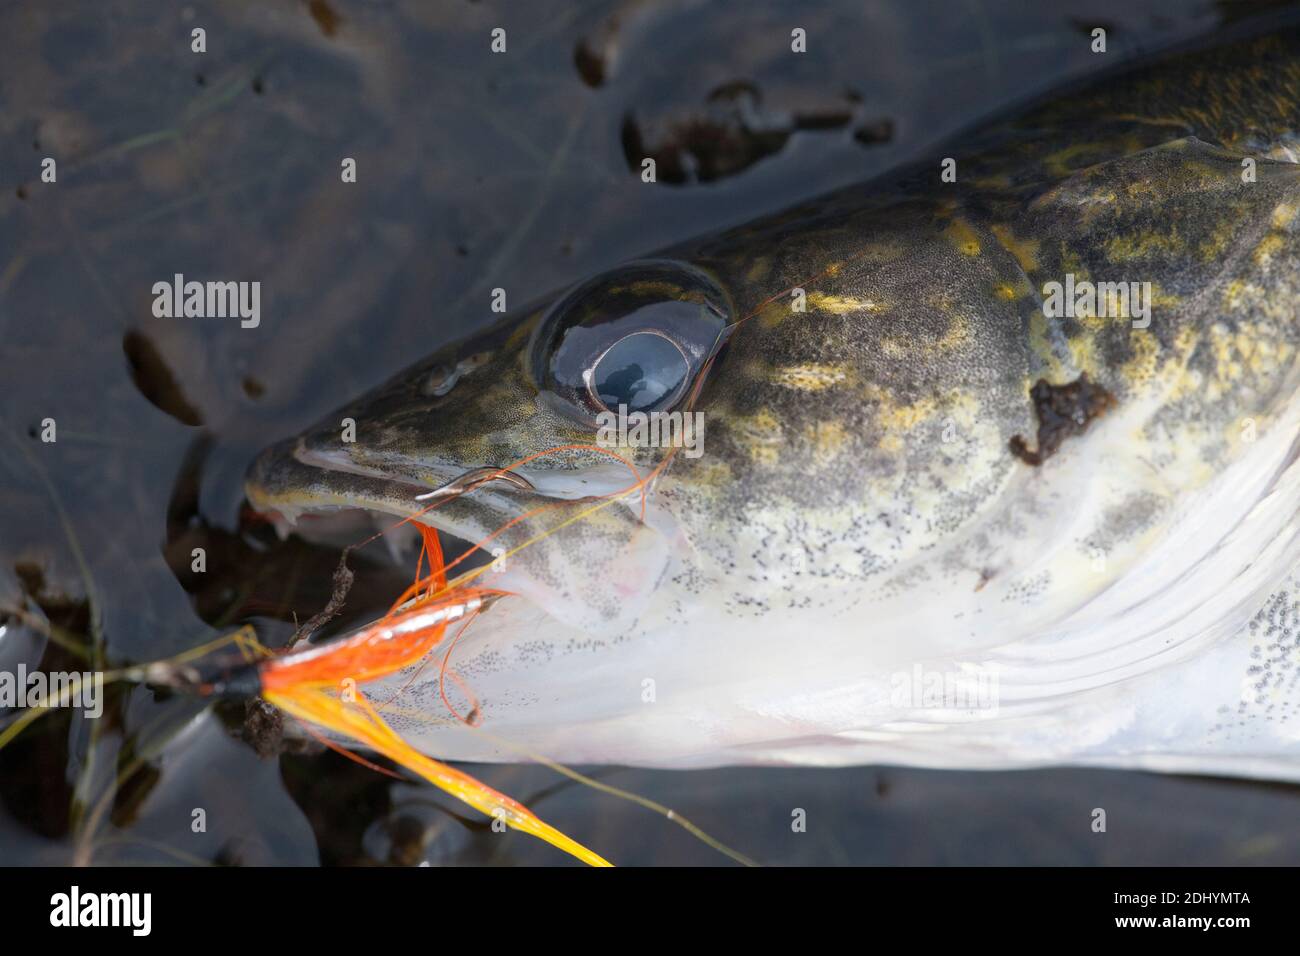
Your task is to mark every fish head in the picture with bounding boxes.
[246,136,1300,766]
[245,259,735,637]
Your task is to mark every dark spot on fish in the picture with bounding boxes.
[251,75,265,95]
[455,244,469,257]
[853,118,895,146]
[1010,373,1115,466]
[15,185,27,200]
[195,72,206,86]
[307,0,341,37]
[122,329,204,426]
[242,376,265,400]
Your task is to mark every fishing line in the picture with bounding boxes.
[446,722,760,868]
[0,625,268,750]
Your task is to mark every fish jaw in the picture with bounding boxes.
[245,435,678,639]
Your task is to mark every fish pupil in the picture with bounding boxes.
[592,332,688,413]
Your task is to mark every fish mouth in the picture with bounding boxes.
[244,436,675,637]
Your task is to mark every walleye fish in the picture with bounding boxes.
[247,28,1300,779]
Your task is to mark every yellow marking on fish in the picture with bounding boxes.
[1222,279,1265,312]
[989,223,1039,272]
[1066,334,1100,376]
[1200,320,1264,399]
[1121,328,1161,386]
[772,363,850,391]
[1150,283,1182,311]
[1029,311,1067,380]
[881,314,970,359]
[840,237,909,266]
[728,409,784,465]
[1044,142,1106,177]
[1270,201,1299,230]
[757,298,792,329]
[863,384,939,432]
[1059,246,1092,282]
[684,459,734,490]
[607,280,695,299]
[1160,326,1203,388]
[805,420,848,465]
[1123,178,1162,201]
[1174,324,1199,355]
[807,292,886,315]
[481,383,536,422]
[1253,231,1287,266]
[1073,284,1147,329]
[945,218,982,256]
[1099,112,1198,131]
[506,314,540,350]
[1104,226,1184,261]
[1194,201,1255,262]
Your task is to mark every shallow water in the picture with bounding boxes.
[1,0,1297,865]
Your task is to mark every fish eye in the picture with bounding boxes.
[532,260,730,423]
[587,331,690,414]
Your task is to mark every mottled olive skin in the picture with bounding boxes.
[249,30,1300,630]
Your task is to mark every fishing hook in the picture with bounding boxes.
[413,466,534,502]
